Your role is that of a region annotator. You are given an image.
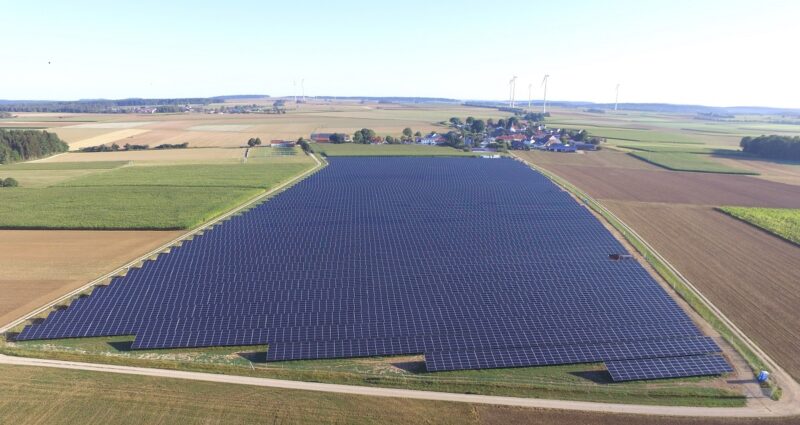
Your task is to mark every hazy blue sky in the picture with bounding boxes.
[2,0,798,107]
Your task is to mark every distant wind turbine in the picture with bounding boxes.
[508,76,518,108]
[528,83,532,109]
[541,74,550,114]
[614,83,620,111]
[301,78,305,102]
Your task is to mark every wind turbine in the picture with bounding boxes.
[541,74,550,114]
[301,78,305,102]
[614,83,620,111]
[508,76,518,108]
[528,83,532,109]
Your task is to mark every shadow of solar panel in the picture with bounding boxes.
[606,354,733,382]
[16,157,731,380]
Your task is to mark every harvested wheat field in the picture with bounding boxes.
[537,162,800,208]
[711,156,800,186]
[0,230,182,326]
[37,148,246,164]
[601,201,800,379]
[516,150,654,170]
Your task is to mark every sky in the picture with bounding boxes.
[2,0,799,108]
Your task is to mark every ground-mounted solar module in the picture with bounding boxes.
[606,354,733,382]
[17,156,732,381]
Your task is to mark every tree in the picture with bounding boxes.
[297,137,312,153]
[1,177,19,187]
[465,117,474,125]
[449,117,463,127]
[272,100,286,114]
[247,137,262,147]
[352,128,376,144]
[328,133,346,144]
[470,119,486,133]
[414,131,422,137]
[442,131,464,148]
[402,128,413,139]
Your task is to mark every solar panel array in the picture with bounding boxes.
[606,354,733,382]
[17,157,731,381]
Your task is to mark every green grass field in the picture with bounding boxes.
[0,160,315,229]
[627,152,757,174]
[718,207,800,245]
[313,143,481,157]
[0,161,130,187]
[0,335,744,407]
[61,162,311,188]
[616,144,732,154]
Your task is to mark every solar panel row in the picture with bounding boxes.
[606,354,733,382]
[17,157,731,381]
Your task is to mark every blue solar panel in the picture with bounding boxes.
[606,354,733,382]
[16,157,729,380]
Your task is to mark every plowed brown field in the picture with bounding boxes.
[0,230,182,326]
[601,201,800,379]
[537,162,800,207]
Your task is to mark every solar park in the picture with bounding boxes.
[16,156,732,381]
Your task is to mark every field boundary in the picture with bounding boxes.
[511,152,797,403]
[0,153,324,334]
[626,152,758,175]
[715,207,800,248]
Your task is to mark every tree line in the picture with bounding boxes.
[0,97,221,113]
[740,135,800,161]
[0,129,68,164]
[81,142,188,152]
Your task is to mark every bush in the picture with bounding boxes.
[1,177,19,187]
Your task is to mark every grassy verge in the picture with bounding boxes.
[0,335,744,407]
[313,143,483,157]
[717,207,800,246]
[512,154,779,399]
[627,151,757,174]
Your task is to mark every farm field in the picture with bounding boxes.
[545,108,800,177]
[598,201,800,380]
[627,151,756,174]
[0,162,127,187]
[718,207,800,245]
[710,156,800,186]
[0,154,316,229]
[517,151,800,208]
[2,102,509,150]
[36,147,246,164]
[314,143,480,156]
[0,365,476,425]
[0,230,181,327]
[518,147,800,380]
